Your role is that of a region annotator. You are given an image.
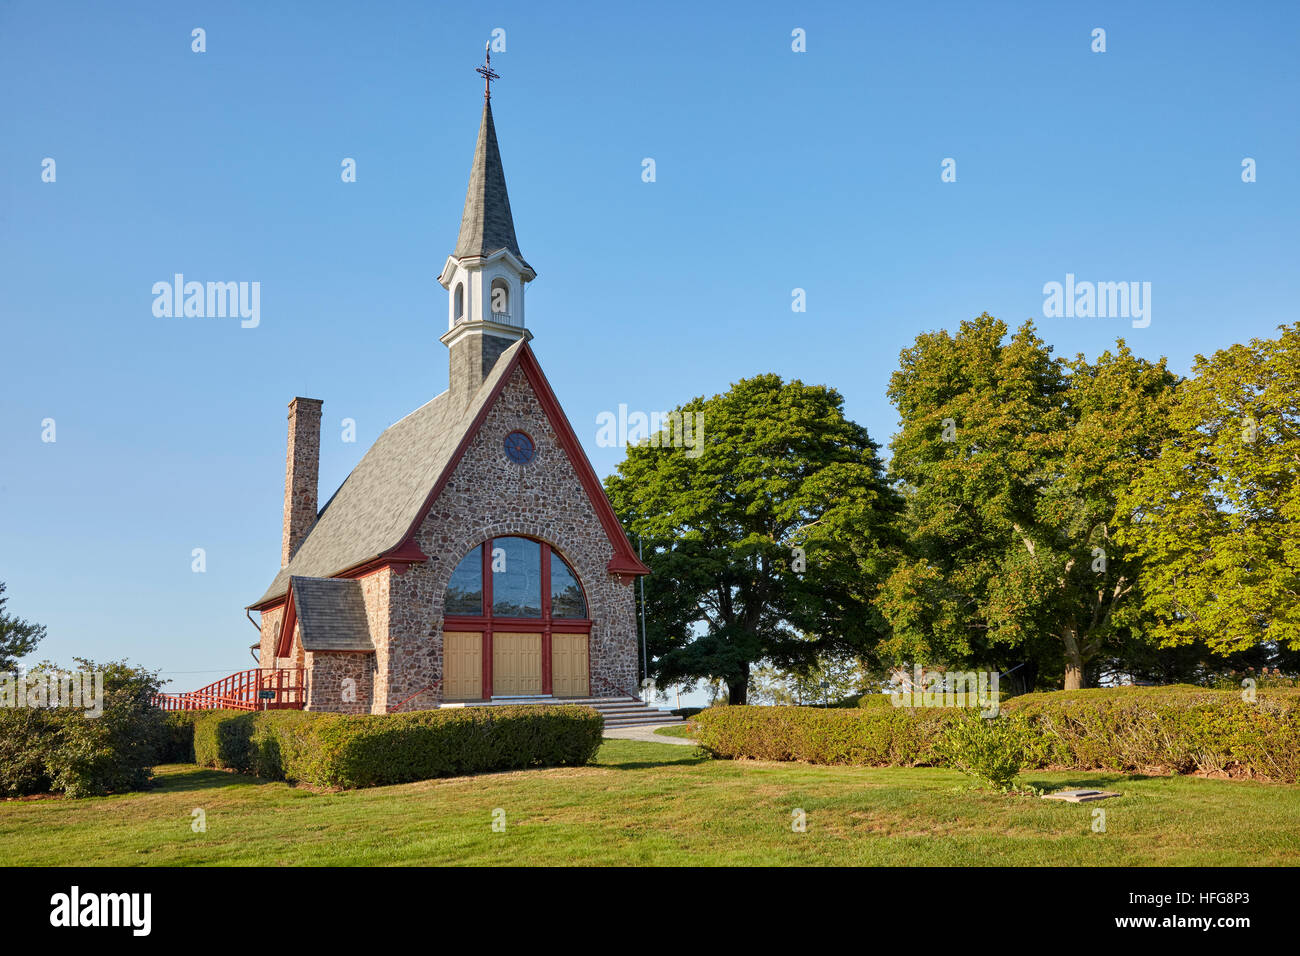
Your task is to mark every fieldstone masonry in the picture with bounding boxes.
[378,365,640,711]
[449,330,516,409]
[260,366,640,714]
[281,397,323,567]
[305,650,375,714]
[259,605,283,671]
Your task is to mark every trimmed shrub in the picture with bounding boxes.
[696,686,1300,782]
[696,704,958,766]
[836,689,1004,709]
[160,710,203,763]
[192,709,256,770]
[856,693,897,708]
[190,704,604,788]
[822,692,887,708]
[1002,686,1300,780]
[937,711,1033,789]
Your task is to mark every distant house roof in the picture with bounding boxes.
[249,339,648,611]
[452,99,531,271]
[290,577,373,652]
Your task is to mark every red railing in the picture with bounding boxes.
[154,668,308,711]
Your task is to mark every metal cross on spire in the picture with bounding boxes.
[476,42,499,99]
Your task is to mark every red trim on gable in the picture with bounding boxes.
[335,539,429,582]
[250,343,647,613]
[247,542,428,612]
[519,346,650,577]
[379,343,649,578]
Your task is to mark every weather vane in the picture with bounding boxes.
[476,42,499,99]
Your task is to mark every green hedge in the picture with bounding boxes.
[189,705,604,788]
[695,704,958,766]
[1001,686,1300,781]
[160,710,203,763]
[696,686,1300,782]
[0,699,167,798]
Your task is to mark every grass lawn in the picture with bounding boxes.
[1,740,1297,866]
[653,723,696,739]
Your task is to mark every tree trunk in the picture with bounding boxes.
[728,665,750,705]
[1062,628,1086,690]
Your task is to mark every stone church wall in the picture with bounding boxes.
[304,650,374,714]
[384,365,640,710]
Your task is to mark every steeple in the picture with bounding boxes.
[451,99,532,272]
[438,45,536,409]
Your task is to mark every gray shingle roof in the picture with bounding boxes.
[250,339,526,608]
[453,100,531,271]
[291,577,373,651]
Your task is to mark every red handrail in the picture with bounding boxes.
[153,668,308,711]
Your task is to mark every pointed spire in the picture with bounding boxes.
[452,98,531,272]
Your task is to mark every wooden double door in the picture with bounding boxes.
[443,630,589,700]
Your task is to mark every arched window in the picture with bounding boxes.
[489,277,509,318]
[442,538,590,701]
[445,544,483,614]
[454,282,465,322]
[443,537,587,620]
[550,557,586,618]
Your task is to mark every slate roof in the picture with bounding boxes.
[290,577,373,651]
[452,100,531,271]
[250,339,526,608]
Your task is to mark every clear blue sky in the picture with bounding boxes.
[2,1,1297,692]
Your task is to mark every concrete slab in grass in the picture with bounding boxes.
[1042,789,1122,803]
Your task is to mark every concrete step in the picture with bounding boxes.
[601,711,684,723]
[480,695,684,726]
[556,698,639,707]
[589,704,672,713]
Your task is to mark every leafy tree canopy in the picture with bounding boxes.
[878,313,1178,688]
[1117,323,1300,654]
[604,374,902,703]
[0,582,46,671]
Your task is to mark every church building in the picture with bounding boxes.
[246,61,649,714]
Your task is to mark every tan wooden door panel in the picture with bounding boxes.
[443,631,482,701]
[493,633,542,696]
[551,633,589,698]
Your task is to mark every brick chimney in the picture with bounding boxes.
[281,397,323,567]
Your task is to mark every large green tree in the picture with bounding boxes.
[604,374,902,704]
[1117,323,1300,654]
[878,314,1176,689]
[0,582,46,671]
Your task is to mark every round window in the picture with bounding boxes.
[503,431,535,465]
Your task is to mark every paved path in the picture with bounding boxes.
[602,724,697,746]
